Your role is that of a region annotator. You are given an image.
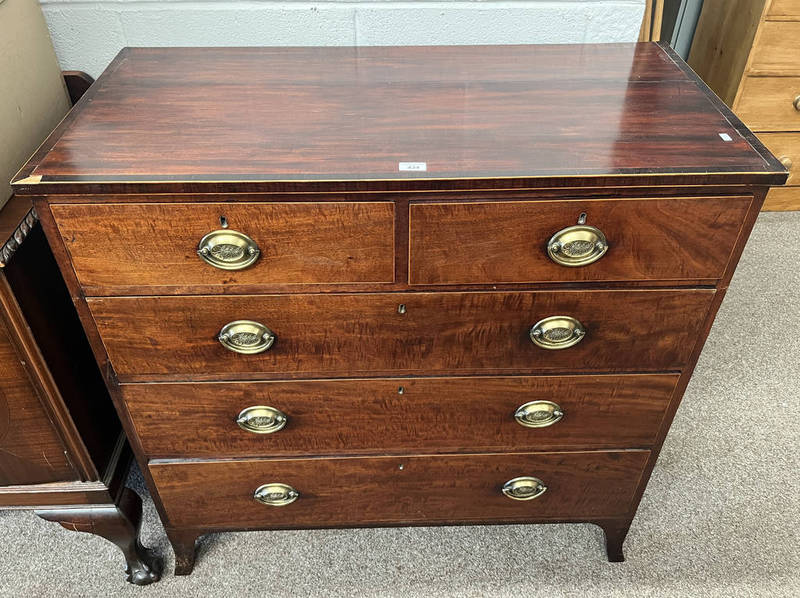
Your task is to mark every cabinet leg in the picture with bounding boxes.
[597,521,631,563]
[166,528,202,575]
[36,487,162,585]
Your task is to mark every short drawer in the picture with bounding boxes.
[408,197,750,285]
[124,374,678,458]
[149,450,650,528]
[89,290,714,380]
[749,21,800,73]
[51,202,395,293]
[768,0,800,17]
[735,76,800,131]
[757,132,799,185]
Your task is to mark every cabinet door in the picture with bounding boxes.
[0,318,76,486]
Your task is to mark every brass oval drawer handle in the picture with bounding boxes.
[236,406,288,434]
[529,316,586,350]
[547,224,608,267]
[218,320,275,354]
[780,156,793,170]
[254,483,299,507]
[514,400,564,428]
[502,476,547,501]
[197,229,260,270]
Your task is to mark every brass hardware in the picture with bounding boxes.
[398,386,405,395]
[218,320,275,354]
[530,316,586,350]
[514,400,564,428]
[254,483,299,506]
[236,406,287,434]
[547,223,608,267]
[502,476,548,501]
[794,95,800,111]
[577,212,587,225]
[197,229,260,270]
[780,156,793,171]
[398,304,407,314]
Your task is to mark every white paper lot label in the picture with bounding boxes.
[399,162,427,171]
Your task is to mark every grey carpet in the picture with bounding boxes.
[1,211,798,598]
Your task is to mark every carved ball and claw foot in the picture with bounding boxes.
[166,528,202,575]
[598,521,631,563]
[36,487,162,585]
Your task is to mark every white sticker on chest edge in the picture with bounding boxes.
[399,162,427,171]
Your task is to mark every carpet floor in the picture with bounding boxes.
[1,211,798,598]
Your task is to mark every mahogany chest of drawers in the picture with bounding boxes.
[12,43,787,575]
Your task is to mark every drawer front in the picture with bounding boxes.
[763,185,800,210]
[51,202,395,293]
[757,132,799,185]
[124,374,678,458]
[409,198,750,285]
[89,290,714,380]
[735,76,800,131]
[150,450,650,528]
[749,21,800,73]
[768,0,800,17]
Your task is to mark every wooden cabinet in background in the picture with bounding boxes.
[0,197,161,585]
[689,0,800,210]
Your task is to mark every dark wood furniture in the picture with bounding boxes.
[0,196,161,584]
[12,43,787,575]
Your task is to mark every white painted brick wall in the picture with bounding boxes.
[40,0,646,78]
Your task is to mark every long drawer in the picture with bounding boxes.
[149,450,650,529]
[51,202,395,293]
[735,76,800,131]
[768,0,800,17]
[748,21,800,74]
[89,290,715,380]
[409,197,750,285]
[123,374,678,458]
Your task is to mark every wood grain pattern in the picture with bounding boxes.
[735,76,800,131]
[12,45,783,195]
[123,374,678,458]
[762,185,800,210]
[409,197,750,285]
[688,0,766,105]
[0,316,75,485]
[52,202,395,291]
[767,0,800,17]
[748,21,800,73]
[150,450,650,528]
[757,132,799,185]
[88,290,714,381]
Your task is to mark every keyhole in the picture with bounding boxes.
[577,212,587,225]
[398,386,405,395]
[220,216,229,228]
[398,304,407,314]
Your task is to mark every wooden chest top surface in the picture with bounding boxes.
[13,43,786,194]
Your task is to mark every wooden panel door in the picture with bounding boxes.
[0,317,76,485]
